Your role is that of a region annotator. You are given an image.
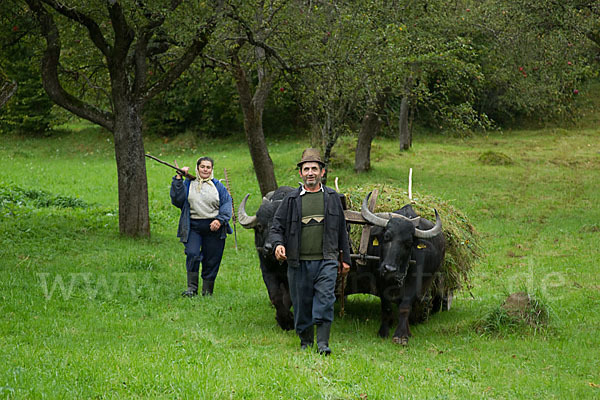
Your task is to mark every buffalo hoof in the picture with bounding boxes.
[378,327,390,338]
[393,336,409,346]
[276,316,295,331]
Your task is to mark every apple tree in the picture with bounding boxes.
[22,0,223,237]
[205,0,329,195]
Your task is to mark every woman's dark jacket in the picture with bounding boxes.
[269,185,352,268]
[170,176,233,243]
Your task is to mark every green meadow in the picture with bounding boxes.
[1,123,599,399]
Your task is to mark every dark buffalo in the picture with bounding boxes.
[342,192,446,345]
[238,186,295,330]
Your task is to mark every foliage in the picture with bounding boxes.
[0,1,58,134]
[3,0,598,144]
[142,66,301,138]
[143,68,242,137]
[468,0,595,125]
[392,1,495,133]
[291,0,596,138]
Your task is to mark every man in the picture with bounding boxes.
[269,148,351,354]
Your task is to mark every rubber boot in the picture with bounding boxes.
[299,326,314,350]
[202,279,215,296]
[182,271,199,297]
[316,322,332,355]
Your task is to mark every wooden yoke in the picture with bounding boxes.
[351,189,378,266]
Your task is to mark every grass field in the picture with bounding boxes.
[1,122,599,399]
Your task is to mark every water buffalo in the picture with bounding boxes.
[343,192,446,345]
[238,186,295,330]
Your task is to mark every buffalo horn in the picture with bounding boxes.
[264,190,275,201]
[361,192,388,227]
[238,194,258,228]
[414,209,443,239]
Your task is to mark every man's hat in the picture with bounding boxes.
[297,148,325,168]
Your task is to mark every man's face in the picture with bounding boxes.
[299,162,325,190]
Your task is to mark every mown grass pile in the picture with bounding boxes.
[0,182,89,209]
[474,291,552,336]
[342,185,481,295]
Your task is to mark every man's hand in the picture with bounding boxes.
[341,262,350,276]
[210,219,221,231]
[274,245,287,262]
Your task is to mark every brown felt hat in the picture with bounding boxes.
[297,148,325,168]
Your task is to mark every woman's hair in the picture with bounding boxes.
[196,156,214,168]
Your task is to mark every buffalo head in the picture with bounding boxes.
[361,192,442,284]
[238,186,294,256]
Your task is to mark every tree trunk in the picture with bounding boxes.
[354,89,389,173]
[243,108,278,197]
[322,115,335,185]
[354,111,380,173]
[231,53,278,197]
[0,80,17,108]
[399,96,411,151]
[113,101,150,237]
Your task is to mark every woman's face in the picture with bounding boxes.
[197,160,213,180]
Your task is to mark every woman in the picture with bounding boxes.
[170,156,232,296]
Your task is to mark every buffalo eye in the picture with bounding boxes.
[383,231,393,242]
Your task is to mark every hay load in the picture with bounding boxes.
[342,185,481,295]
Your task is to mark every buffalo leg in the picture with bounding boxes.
[378,296,394,338]
[261,268,294,330]
[393,306,412,345]
[393,272,419,344]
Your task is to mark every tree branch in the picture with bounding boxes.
[226,5,295,73]
[40,0,112,59]
[107,1,134,66]
[143,11,219,102]
[25,0,113,131]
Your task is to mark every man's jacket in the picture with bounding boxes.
[269,185,352,268]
